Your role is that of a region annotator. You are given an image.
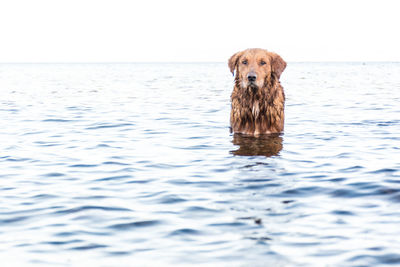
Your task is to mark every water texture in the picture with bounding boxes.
[0,62,399,266]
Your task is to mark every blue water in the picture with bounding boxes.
[1,62,400,266]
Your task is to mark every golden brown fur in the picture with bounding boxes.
[229,48,286,136]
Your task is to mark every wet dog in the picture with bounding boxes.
[229,48,286,135]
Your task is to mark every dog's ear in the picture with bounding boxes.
[228,51,244,75]
[269,52,286,79]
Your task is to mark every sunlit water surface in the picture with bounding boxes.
[1,62,399,266]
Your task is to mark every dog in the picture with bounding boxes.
[229,48,286,135]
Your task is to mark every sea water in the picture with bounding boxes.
[0,62,399,266]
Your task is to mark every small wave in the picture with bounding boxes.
[85,123,134,130]
[41,172,65,178]
[107,251,132,256]
[108,220,161,231]
[281,186,327,196]
[184,206,219,213]
[42,119,75,123]
[34,141,61,147]
[339,165,364,172]
[348,253,400,265]
[32,194,58,199]
[41,239,82,246]
[95,175,133,182]
[70,243,108,251]
[102,161,130,166]
[331,189,363,198]
[168,228,202,236]
[53,205,131,215]
[331,210,354,216]
[69,164,98,168]
[157,194,187,204]
[368,168,398,174]
[0,215,30,224]
[2,156,31,162]
[208,222,246,227]
[245,236,272,242]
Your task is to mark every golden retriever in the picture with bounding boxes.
[229,48,286,135]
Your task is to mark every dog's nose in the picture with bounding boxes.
[247,73,257,82]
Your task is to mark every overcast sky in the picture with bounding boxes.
[1,0,399,62]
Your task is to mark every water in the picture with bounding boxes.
[0,62,399,266]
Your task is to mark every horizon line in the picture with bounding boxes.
[1,61,400,64]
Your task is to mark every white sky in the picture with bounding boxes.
[0,0,399,62]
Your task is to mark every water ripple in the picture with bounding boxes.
[70,243,108,251]
[85,123,134,130]
[108,220,162,231]
[53,205,131,215]
[168,228,202,236]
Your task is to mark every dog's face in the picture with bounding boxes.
[228,48,286,91]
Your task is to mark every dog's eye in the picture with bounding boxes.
[242,60,248,65]
[260,61,266,66]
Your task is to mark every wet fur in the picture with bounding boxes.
[229,48,286,135]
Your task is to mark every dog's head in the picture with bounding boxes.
[228,48,286,91]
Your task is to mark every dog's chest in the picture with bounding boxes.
[251,100,260,118]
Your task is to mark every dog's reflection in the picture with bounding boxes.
[231,133,283,157]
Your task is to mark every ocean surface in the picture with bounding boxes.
[0,62,399,266]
